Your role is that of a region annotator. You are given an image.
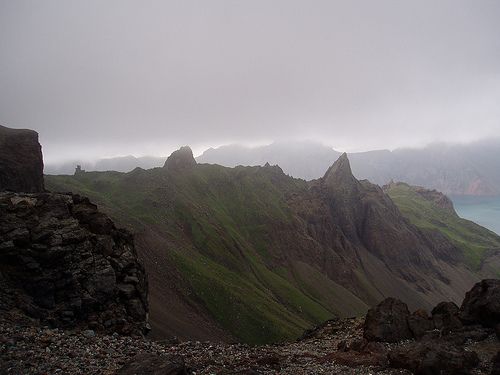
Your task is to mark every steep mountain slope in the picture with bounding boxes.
[384,182,500,276]
[45,149,496,344]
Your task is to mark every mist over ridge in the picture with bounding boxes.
[2,0,500,162]
[45,137,500,197]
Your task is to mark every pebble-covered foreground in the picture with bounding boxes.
[0,319,413,375]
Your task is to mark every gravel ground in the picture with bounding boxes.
[0,318,414,375]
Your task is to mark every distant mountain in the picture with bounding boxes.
[350,141,500,196]
[198,141,341,181]
[197,139,500,195]
[44,155,166,175]
[46,148,500,344]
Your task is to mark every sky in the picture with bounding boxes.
[1,0,500,162]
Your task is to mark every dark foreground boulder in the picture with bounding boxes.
[431,301,462,332]
[0,192,148,335]
[460,279,500,328]
[363,297,413,342]
[116,353,188,375]
[0,125,44,193]
[408,309,434,338]
[388,338,479,375]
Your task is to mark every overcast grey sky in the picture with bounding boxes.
[1,0,499,162]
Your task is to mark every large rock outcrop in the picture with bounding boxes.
[460,279,500,328]
[163,146,196,171]
[0,191,149,335]
[363,298,413,342]
[388,338,480,375]
[360,280,499,374]
[0,125,44,193]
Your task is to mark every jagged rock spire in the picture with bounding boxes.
[323,152,357,187]
[163,146,196,171]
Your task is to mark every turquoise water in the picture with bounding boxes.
[450,195,500,235]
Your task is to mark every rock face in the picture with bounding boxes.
[407,309,433,338]
[388,338,479,375]
[360,280,500,375]
[0,125,44,193]
[163,146,196,171]
[460,279,500,328]
[363,298,413,342]
[431,301,462,331]
[363,280,500,344]
[302,153,462,300]
[0,191,148,335]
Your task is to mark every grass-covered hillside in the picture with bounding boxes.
[46,162,368,344]
[45,152,499,344]
[385,182,500,271]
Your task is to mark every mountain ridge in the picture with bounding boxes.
[43,139,500,196]
[197,140,500,196]
[46,146,500,344]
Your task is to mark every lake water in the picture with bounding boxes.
[450,195,500,235]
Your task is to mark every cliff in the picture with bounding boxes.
[0,125,44,193]
[0,125,149,336]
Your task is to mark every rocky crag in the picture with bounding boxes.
[0,192,149,335]
[0,125,44,193]
[0,125,149,336]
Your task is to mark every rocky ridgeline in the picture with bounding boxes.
[0,191,149,335]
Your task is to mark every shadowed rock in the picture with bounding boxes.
[460,279,500,328]
[0,192,149,335]
[408,309,433,338]
[363,297,413,342]
[431,301,462,332]
[388,338,479,375]
[0,125,44,193]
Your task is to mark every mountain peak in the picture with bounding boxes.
[323,152,356,186]
[164,146,196,171]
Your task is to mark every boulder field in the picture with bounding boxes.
[1,279,498,374]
